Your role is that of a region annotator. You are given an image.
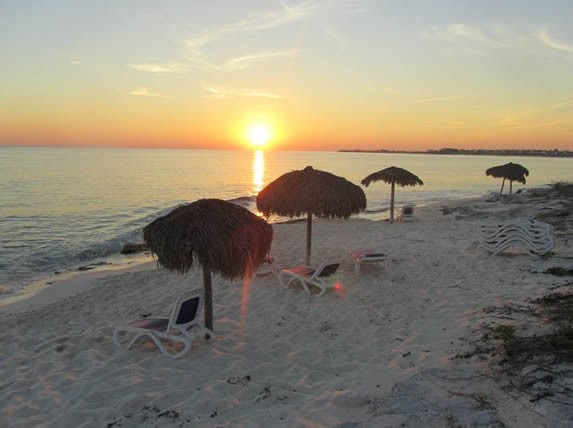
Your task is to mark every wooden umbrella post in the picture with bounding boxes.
[203,267,213,338]
[390,181,395,223]
[360,167,423,225]
[306,212,312,265]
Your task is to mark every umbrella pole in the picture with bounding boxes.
[509,180,513,194]
[499,178,505,196]
[390,181,395,223]
[202,267,214,338]
[306,212,312,265]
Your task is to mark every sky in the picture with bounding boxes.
[1,0,572,151]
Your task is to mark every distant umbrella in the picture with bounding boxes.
[485,162,529,195]
[257,166,366,265]
[143,199,273,333]
[361,166,424,223]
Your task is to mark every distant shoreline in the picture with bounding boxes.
[339,148,573,158]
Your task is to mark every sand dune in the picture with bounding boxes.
[1,191,571,427]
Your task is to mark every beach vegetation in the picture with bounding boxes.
[543,267,573,276]
[458,285,573,406]
[547,180,573,198]
[493,324,515,342]
[549,180,570,190]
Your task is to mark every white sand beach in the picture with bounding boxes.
[1,189,572,427]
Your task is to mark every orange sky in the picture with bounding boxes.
[1,1,572,151]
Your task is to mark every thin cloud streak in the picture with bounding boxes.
[494,95,573,129]
[428,24,505,48]
[202,84,284,99]
[130,63,187,73]
[225,50,300,69]
[413,94,470,104]
[178,1,366,71]
[130,1,368,74]
[538,30,573,53]
[183,1,318,51]
[183,0,368,49]
[319,25,350,47]
[429,23,573,60]
[129,88,165,97]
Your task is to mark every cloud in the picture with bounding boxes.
[413,94,474,104]
[131,1,367,74]
[319,24,350,47]
[129,88,165,97]
[428,24,505,48]
[535,95,573,114]
[429,23,573,60]
[493,95,573,129]
[202,84,284,99]
[224,50,299,70]
[180,0,366,70]
[538,30,573,53]
[182,1,318,54]
[130,63,187,73]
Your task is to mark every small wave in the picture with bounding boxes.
[227,195,256,207]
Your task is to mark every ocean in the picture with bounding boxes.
[1,146,572,301]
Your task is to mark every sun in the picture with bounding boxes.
[248,124,271,148]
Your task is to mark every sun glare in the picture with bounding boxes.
[248,124,271,148]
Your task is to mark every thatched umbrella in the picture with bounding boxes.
[143,199,273,333]
[361,166,424,223]
[486,162,529,195]
[257,166,366,265]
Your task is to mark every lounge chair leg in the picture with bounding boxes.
[161,336,191,359]
[113,329,144,351]
[125,333,145,350]
[354,262,360,273]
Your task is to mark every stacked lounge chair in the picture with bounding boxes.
[479,219,554,256]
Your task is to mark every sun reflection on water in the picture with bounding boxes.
[252,150,264,193]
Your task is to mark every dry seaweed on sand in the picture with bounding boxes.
[441,182,573,231]
[455,283,573,407]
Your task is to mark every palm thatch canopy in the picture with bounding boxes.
[361,166,423,223]
[361,166,424,188]
[143,198,273,332]
[257,166,366,219]
[486,162,529,195]
[257,166,366,264]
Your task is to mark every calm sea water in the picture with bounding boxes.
[1,146,572,299]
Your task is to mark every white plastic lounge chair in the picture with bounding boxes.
[395,205,416,223]
[478,219,554,256]
[113,290,214,359]
[350,250,389,273]
[278,261,341,296]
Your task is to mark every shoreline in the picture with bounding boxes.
[1,188,571,426]
[0,253,154,312]
[0,187,565,314]
[0,194,480,314]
